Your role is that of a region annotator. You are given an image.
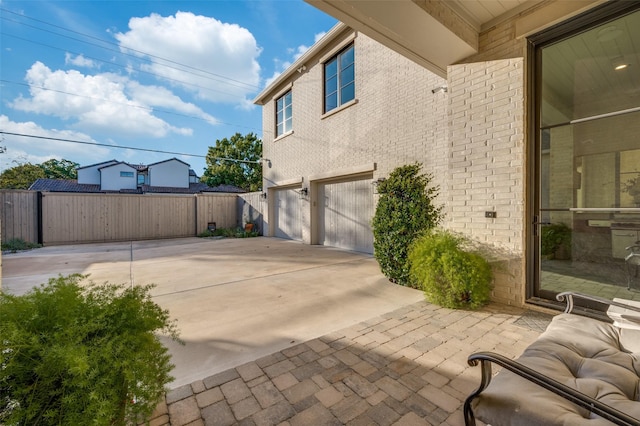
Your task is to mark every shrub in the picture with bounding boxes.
[0,274,180,425]
[409,230,492,309]
[1,238,42,253]
[372,164,443,286]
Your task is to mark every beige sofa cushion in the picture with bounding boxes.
[472,313,640,425]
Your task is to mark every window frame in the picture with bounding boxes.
[275,90,293,138]
[323,43,355,114]
[120,171,134,178]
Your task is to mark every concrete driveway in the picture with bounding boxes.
[2,237,424,388]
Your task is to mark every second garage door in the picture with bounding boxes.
[318,176,374,254]
[274,187,302,241]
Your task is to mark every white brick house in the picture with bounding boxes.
[258,1,640,311]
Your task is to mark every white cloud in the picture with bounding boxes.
[0,115,111,166]
[10,62,208,137]
[115,12,261,106]
[65,53,99,69]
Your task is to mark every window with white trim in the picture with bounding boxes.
[276,90,292,137]
[324,44,354,113]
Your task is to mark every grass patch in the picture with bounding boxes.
[1,238,42,253]
[198,227,259,238]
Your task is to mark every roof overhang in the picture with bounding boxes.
[305,0,479,78]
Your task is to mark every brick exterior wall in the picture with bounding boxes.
[446,58,525,305]
[261,29,448,244]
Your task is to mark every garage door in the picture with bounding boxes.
[274,187,301,241]
[318,177,374,253]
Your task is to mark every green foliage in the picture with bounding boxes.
[409,230,492,309]
[372,164,443,287]
[201,133,262,191]
[198,227,259,238]
[39,159,79,180]
[541,222,572,259]
[1,238,42,252]
[0,163,45,189]
[0,158,79,189]
[0,274,180,425]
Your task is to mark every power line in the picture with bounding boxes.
[0,8,261,91]
[0,131,263,164]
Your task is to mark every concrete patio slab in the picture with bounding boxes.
[2,237,425,388]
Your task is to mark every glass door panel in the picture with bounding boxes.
[536,9,640,302]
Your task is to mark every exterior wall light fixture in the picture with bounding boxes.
[298,187,308,199]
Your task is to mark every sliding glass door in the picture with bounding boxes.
[533,5,640,303]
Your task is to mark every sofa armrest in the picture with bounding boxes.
[464,351,639,426]
[556,291,640,315]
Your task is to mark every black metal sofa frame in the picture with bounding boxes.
[464,292,640,426]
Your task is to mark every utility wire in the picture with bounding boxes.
[0,9,260,91]
[0,131,263,164]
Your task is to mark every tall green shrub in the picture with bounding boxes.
[409,230,492,309]
[0,274,180,425]
[372,164,443,286]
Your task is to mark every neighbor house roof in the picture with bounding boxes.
[147,158,191,167]
[29,179,245,194]
[76,159,118,170]
[98,161,137,171]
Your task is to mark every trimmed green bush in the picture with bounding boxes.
[372,164,443,287]
[0,274,180,425]
[541,222,572,260]
[409,230,492,309]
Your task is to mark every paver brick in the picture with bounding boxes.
[291,361,324,381]
[282,378,320,404]
[264,359,297,378]
[392,412,430,426]
[201,400,235,426]
[330,394,370,423]
[289,402,340,426]
[366,402,401,426]
[252,400,296,426]
[252,380,285,408]
[375,376,411,401]
[196,387,224,408]
[418,384,461,413]
[203,369,240,389]
[343,374,378,398]
[237,362,264,382]
[168,396,200,426]
[272,372,299,391]
[315,385,344,407]
[166,384,193,404]
[221,378,252,405]
[231,396,261,420]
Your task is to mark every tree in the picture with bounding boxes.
[0,158,79,189]
[372,164,443,287]
[0,163,45,189]
[40,158,79,179]
[202,132,262,191]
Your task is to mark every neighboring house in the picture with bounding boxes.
[31,157,245,194]
[256,1,640,310]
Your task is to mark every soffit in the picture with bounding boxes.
[306,0,543,77]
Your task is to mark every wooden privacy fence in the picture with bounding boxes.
[1,190,38,244]
[0,191,268,246]
[40,192,238,245]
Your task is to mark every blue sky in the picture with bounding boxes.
[0,1,337,175]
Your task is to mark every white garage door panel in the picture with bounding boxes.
[319,178,374,253]
[274,188,301,241]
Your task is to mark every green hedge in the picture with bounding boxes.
[0,274,180,425]
[409,230,492,309]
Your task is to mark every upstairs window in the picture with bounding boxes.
[324,44,354,113]
[120,171,134,177]
[276,90,292,137]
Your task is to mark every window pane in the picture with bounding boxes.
[325,93,337,111]
[276,110,283,123]
[325,58,337,78]
[340,64,354,88]
[284,91,292,105]
[325,75,337,96]
[285,105,292,120]
[284,117,292,133]
[340,46,354,68]
[276,97,283,110]
[277,123,283,136]
[340,82,355,104]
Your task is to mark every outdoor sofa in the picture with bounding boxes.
[464,292,640,425]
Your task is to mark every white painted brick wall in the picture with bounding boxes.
[446,58,525,306]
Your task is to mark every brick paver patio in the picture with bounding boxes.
[145,300,547,425]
